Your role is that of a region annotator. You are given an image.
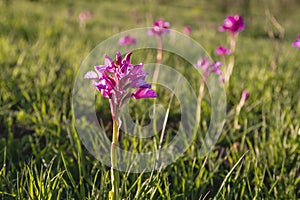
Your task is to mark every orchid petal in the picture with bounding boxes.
[132,88,157,99]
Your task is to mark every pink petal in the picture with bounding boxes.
[84,71,98,79]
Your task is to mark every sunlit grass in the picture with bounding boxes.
[0,0,299,199]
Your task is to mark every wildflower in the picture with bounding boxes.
[78,11,93,28]
[148,18,170,36]
[218,15,245,35]
[85,52,156,200]
[183,25,192,35]
[78,11,93,22]
[215,46,232,56]
[148,19,170,87]
[118,35,136,48]
[292,34,300,50]
[241,90,250,101]
[218,15,245,87]
[195,57,223,125]
[195,57,223,78]
[211,61,222,75]
[196,57,210,73]
[84,52,157,102]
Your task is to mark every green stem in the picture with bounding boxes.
[110,119,119,200]
[234,104,242,130]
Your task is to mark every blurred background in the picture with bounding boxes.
[0,0,299,199]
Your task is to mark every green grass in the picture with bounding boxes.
[0,0,300,199]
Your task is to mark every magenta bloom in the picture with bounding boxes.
[195,57,223,78]
[183,25,192,35]
[215,46,232,56]
[148,19,170,36]
[218,15,245,34]
[118,35,136,47]
[292,34,300,50]
[84,52,157,101]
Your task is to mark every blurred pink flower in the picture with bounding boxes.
[241,90,250,101]
[218,15,245,35]
[195,57,210,72]
[131,10,141,24]
[215,46,232,56]
[211,61,222,75]
[148,18,170,36]
[195,57,223,78]
[292,34,300,50]
[183,25,192,35]
[78,11,93,22]
[78,11,93,28]
[118,35,136,48]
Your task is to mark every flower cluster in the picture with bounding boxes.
[148,19,170,36]
[292,34,300,50]
[195,57,223,78]
[218,15,245,35]
[118,35,136,48]
[84,52,156,102]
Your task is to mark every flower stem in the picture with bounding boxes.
[220,55,226,69]
[196,77,206,125]
[152,35,163,88]
[152,35,163,141]
[109,118,120,200]
[234,95,246,130]
[234,102,242,130]
[225,34,237,87]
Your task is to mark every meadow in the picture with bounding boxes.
[0,0,300,199]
